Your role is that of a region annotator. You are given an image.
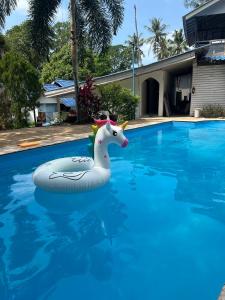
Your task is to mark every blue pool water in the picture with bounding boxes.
[1,121,225,300]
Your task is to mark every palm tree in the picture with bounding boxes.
[157,37,171,60]
[170,29,189,56]
[126,33,145,66]
[145,18,168,60]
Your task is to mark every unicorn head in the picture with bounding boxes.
[94,119,128,148]
[93,119,128,169]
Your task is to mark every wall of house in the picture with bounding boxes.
[191,63,225,115]
[38,96,58,122]
[100,70,168,117]
[138,70,168,117]
[38,96,57,105]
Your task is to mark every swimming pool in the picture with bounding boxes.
[1,121,225,300]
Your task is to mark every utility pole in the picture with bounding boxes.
[134,4,141,67]
[132,40,135,96]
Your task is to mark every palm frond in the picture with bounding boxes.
[29,0,61,58]
[102,0,124,34]
[0,0,17,28]
[79,0,112,52]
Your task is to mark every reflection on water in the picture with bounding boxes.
[0,174,127,300]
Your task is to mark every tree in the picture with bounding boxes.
[157,37,171,60]
[169,29,188,55]
[0,33,6,58]
[28,0,124,122]
[0,89,12,129]
[5,21,43,68]
[145,18,168,60]
[41,44,73,83]
[103,45,133,73]
[126,33,145,66]
[184,0,208,8]
[98,84,139,121]
[41,44,132,83]
[0,52,42,128]
[52,21,70,53]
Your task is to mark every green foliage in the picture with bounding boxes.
[0,89,13,129]
[52,22,70,53]
[169,29,188,56]
[5,21,45,68]
[145,18,168,60]
[126,33,145,66]
[0,33,6,58]
[41,44,73,83]
[0,52,42,128]
[145,18,189,60]
[201,104,225,118]
[101,45,133,73]
[41,44,133,83]
[98,84,139,121]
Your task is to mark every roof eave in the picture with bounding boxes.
[183,0,220,20]
[44,50,197,98]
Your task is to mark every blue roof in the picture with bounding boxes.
[60,97,76,107]
[43,79,75,92]
[43,84,61,92]
[205,55,225,61]
[55,79,74,88]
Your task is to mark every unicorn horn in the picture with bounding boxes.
[120,121,128,130]
[91,125,98,135]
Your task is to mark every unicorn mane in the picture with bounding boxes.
[94,119,117,127]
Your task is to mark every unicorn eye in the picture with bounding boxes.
[113,130,117,136]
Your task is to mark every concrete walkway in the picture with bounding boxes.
[0,116,223,155]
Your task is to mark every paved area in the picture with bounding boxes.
[0,116,224,155]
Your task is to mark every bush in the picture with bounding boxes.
[98,84,139,121]
[200,104,225,118]
[78,77,100,123]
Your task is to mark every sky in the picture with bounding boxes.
[4,0,190,65]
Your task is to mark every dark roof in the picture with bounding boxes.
[183,0,225,46]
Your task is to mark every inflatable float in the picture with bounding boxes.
[33,119,128,193]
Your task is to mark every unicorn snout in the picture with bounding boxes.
[121,138,128,148]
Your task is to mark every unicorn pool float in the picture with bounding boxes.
[33,118,128,193]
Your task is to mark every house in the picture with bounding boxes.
[38,79,77,123]
[40,0,225,119]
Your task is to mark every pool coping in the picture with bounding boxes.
[1,117,225,156]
